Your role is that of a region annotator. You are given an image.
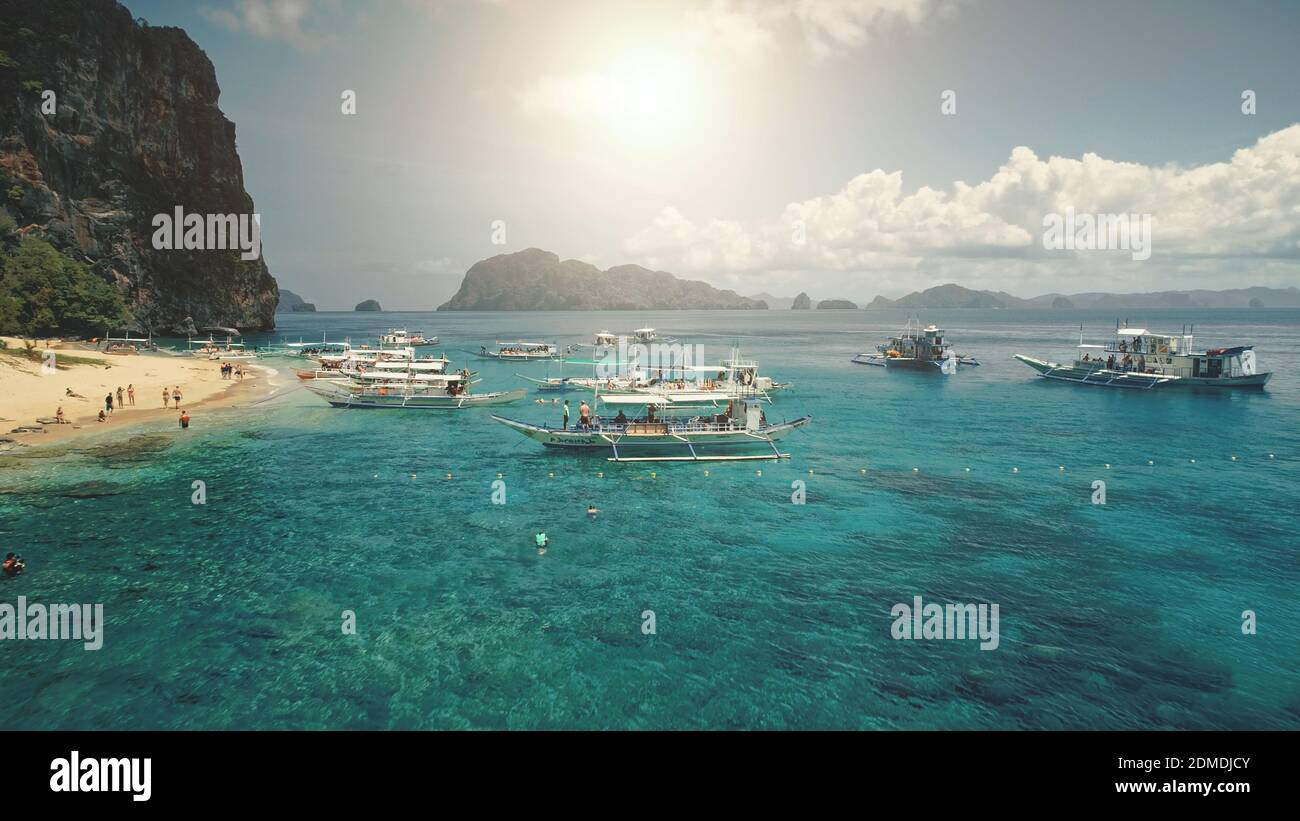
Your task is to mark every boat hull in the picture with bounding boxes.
[1015,355,1271,389]
[305,383,526,408]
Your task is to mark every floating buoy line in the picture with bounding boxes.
[398,452,1282,483]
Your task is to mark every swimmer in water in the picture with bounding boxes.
[535,532,549,555]
[587,504,599,518]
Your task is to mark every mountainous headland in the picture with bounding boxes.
[863,284,1300,310]
[276,289,316,312]
[437,248,767,310]
[0,0,278,335]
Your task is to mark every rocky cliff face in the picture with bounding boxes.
[0,0,277,333]
[439,248,767,310]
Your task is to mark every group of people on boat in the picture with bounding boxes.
[1080,352,1152,373]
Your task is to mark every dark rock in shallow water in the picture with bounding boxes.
[0,0,278,333]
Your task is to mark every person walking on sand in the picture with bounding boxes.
[127,384,135,405]
[173,386,182,407]
[105,393,114,415]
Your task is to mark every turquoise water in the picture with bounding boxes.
[3,309,1298,729]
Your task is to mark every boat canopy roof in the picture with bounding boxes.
[1077,344,1105,349]
[1115,328,1148,336]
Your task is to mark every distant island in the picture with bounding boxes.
[864,284,1300,310]
[276,289,316,312]
[749,292,794,310]
[791,292,812,310]
[817,299,858,310]
[438,248,767,310]
[355,299,383,311]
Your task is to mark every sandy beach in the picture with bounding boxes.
[0,337,273,448]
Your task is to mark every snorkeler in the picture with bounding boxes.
[3,553,25,578]
[534,532,549,555]
[587,504,599,518]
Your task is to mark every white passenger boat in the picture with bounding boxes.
[303,378,524,409]
[492,396,811,462]
[850,319,978,371]
[1015,324,1271,389]
[379,328,438,347]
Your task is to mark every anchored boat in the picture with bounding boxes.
[851,319,978,371]
[1015,324,1271,389]
[491,395,811,462]
[474,341,561,361]
[304,378,524,409]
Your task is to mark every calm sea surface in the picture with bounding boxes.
[3,308,1298,729]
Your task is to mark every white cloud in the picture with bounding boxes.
[624,124,1300,295]
[416,257,461,275]
[685,0,957,62]
[201,0,335,50]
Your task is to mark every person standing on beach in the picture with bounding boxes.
[173,386,182,407]
[105,393,114,414]
[116,386,124,407]
[127,384,135,405]
[163,387,170,408]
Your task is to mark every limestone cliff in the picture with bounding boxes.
[0,0,277,333]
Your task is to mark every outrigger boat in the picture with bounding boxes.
[851,319,978,371]
[303,376,524,409]
[379,328,438,347]
[474,341,561,361]
[186,330,259,361]
[98,329,159,354]
[1015,324,1271,389]
[492,395,811,462]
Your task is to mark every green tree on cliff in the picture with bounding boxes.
[0,237,130,337]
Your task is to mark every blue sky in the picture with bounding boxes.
[124,0,1300,307]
